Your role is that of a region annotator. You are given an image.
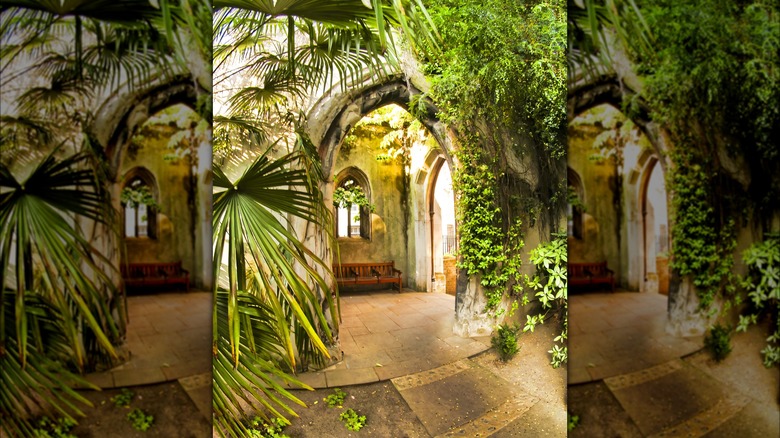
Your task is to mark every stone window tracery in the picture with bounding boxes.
[334,168,372,240]
[568,167,584,240]
[121,168,158,239]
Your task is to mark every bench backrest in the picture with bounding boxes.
[570,262,609,277]
[121,262,183,277]
[333,261,396,277]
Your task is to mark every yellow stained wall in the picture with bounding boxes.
[119,125,198,279]
[567,124,622,280]
[334,130,411,281]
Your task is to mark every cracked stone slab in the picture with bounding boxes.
[436,396,539,437]
[607,361,733,436]
[648,393,751,438]
[392,359,472,391]
[605,359,683,391]
[394,360,522,436]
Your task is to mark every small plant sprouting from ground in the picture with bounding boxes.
[249,417,290,438]
[492,323,521,361]
[704,323,733,362]
[567,412,580,431]
[110,388,134,408]
[324,388,347,407]
[127,408,154,432]
[339,408,367,431]
[31,416,77,438]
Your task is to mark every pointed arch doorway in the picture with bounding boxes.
[425,155,456,295]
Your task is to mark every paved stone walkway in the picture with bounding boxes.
[84,291,212,418]
[569,291,702,384]
[569,290,779,437]
[393,320,567,437]
[297,290,492,388]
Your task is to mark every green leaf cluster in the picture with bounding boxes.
[737,234,780,367]
[30,416,77,438]
[127,408,154,432]
[491,323,521,362]
[110,388,134,408]
[419,0,566,314]
[452,147,524,310]
[248,417,290,438]
[333,182,375,212]
[339,408,367,432]
[668,146,737,310]
[704,323,733,363]
[324,388,347,408]
[605,0,777,313]
[120,186,160,211]
[567,412,580,432]
[523,235,568,368]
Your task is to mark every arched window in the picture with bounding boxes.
[121,168,158,239]
[334,168,372,240]
[568,168,584,240]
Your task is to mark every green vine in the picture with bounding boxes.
[667,143,737,311]
[453,142,525,311]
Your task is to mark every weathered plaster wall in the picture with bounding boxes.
[333,129,411,281]
[567,124,623,283]
[118,124,205,288]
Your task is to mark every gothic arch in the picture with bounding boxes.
[312,76,454,180]
[120,167,159,239]
[310,76,463,300]
[333,166,373,240]
[92,75,199,179]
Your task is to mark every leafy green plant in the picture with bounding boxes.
[339,408,367,432]
[523,235,568,368]
[737,234,779,367]
[211,149,338,436]
[110,388,134,408]
[127,408,154,432]
[30,416,77,438]
[567,412,580,431]
[491,323,521,361]
[1,150,119,436]
[249,417,290,438]
[428,0,567,317]
[704,323,733,362]
[324,388,347,408]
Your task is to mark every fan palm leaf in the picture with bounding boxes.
[0,290,101,437]
[0,149,120,367]
[212,146,338,435]
[0,148,120,433]
[568,0,654,81]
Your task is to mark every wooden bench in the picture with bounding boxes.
[570,262,615,292]
[333,261,402,292]
[121,261,190,291]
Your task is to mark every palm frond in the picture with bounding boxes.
[1,149,120,372]
[0,115,54,153]
[212,149,337,435]
[0,290,100,437]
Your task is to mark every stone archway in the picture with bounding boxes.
[89,77,212,291]
[416,150,456,294]
[308,76,499,336]
[568,81,709,336]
